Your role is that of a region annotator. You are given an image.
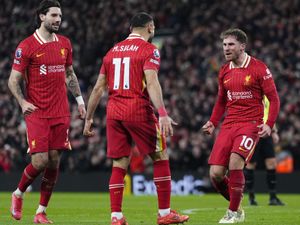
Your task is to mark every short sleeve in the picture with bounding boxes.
[99,56,107,75]
[12,42,30,74]
[143,47,160,72]
[66,39,73,66]
[258,64,277,94]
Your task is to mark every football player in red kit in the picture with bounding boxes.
[84,12,189,225]
[8,0,86,223]
[202,28,280,223]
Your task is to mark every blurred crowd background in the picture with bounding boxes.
[0,0,299,174]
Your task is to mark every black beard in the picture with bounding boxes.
[45,23,60,33]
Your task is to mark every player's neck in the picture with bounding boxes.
[232,52,247,68]
[37,27,55,42]
[130,29,148,41]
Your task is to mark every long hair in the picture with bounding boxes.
[36,0,61,28]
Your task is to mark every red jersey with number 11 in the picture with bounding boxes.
[100,34,160,122]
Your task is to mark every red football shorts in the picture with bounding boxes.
[25,116,71,154]
[106,119,166,158]
[208,124,259,166]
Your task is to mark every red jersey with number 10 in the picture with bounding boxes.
[12,30,72,118]
[210,54,280,128]
[100,34,160,122]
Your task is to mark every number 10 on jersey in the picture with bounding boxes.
[113,57,130,90]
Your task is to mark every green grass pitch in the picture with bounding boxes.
[1,192,300,224]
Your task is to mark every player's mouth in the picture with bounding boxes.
[52,24,60,29]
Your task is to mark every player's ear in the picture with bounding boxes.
[147,23,154,34]
[39,13,46,22]
[241,43,246,51]
[147,24,151,34]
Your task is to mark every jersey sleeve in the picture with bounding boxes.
[66,38,73,66]
[210,67,227,127]
[143,47,160,72]
[12,41,30,74]
[258,65,280,128]
[99,55,107,75]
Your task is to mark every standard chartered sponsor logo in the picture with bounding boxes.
[39,64,65,75]
[227,90,232,101]
[40,64,47,75]
[227,90,253,100]
[48,65,65,73]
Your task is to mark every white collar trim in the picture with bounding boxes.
[127,33,145,40]
[33,29,58,44]
[229,53,251,69]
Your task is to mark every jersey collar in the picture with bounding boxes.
[33,29,59,45]
[229,53,251,69]
[126,33,145,40]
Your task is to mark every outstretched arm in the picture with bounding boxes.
[8,69,37,115]
[83,74,107,137]
[66,65,86,119]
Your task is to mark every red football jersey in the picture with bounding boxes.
[12,30,72,118]
[210,54,280,128]
[100,34,160,121]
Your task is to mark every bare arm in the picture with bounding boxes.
[83,74,107,136]
[8,69,25,105]
[65,65,82,98]
[145,69,177,136]
[66,65,86,119]
[144,69,165,110]
[8,69,37,115]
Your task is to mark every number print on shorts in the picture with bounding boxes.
[240,135,254,150]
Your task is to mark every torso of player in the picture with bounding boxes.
[102,34,160,122]
[13,30,71,118]
[221,54,265,127]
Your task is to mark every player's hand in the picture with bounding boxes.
[83,119,95,137]
[257,124,271,138]
[271,131,280,144]
[202,121,215,135]
[78,104,86,120]
[159,116,178,137]
[21,99,38,115]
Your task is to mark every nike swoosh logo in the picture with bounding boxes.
[36,53,45,58]
[224,78,231,84]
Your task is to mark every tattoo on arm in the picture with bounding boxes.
[66,66,82,98]
[8,71,25,105]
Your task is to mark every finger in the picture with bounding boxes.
[27,107,35,112]
[169,126,174,136]
[257,124,264,128]
[32,105,38,110]
[162,125,167,137]
[24,109,33,115]
[171,119,178,126]
[79,112,85,120]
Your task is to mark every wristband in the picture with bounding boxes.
[76,96,85,106]
[158,107,168,117]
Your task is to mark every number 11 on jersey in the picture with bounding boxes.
[113,57,130,90]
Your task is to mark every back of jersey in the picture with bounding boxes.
[100,34,161,122]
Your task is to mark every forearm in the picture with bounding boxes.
[86,74,107,120]
[8,73,25,105]
[86,88,103,120]
[66,71,82,98]
[147,79,165,111]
